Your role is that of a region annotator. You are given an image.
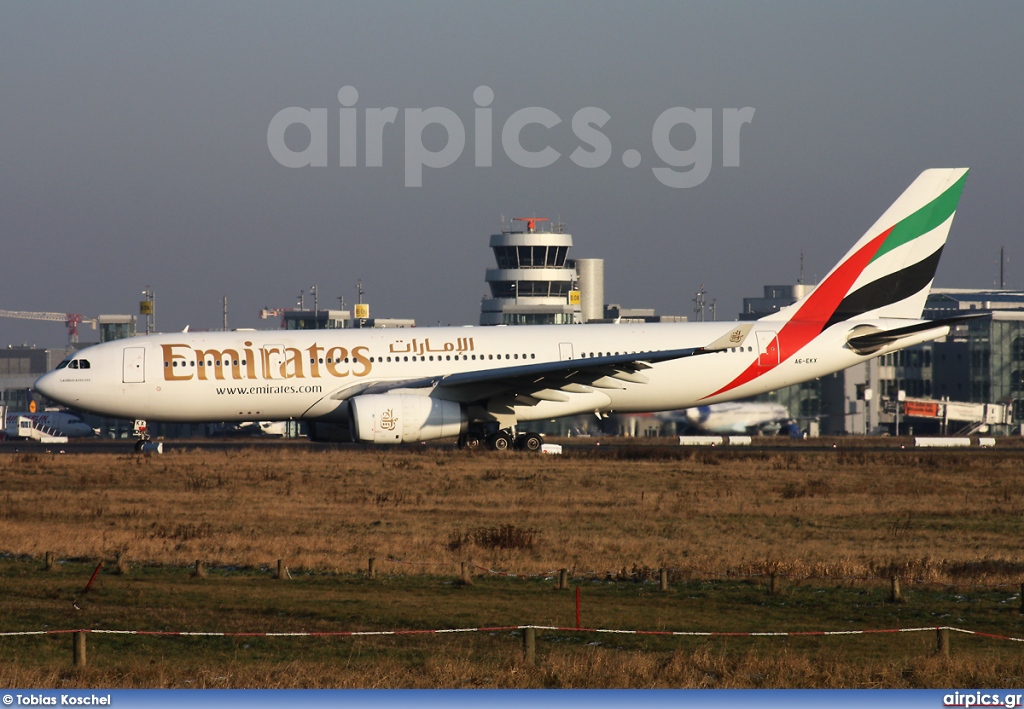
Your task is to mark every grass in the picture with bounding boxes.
[2,440,1024,687]
[3,557,1024,687]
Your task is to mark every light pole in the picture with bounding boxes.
[141,287,155,335]
[310,285,319,328]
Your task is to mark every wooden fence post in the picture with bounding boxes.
[115,551,129,575]
[44,551,54,571]
[73,632,87,668]
[768,573,779,595]
[659,568,669,592]
[276,559,288,579]
[193,559,206,578]
[558,568,568,590]
[937,627,950,657]
[368,557,376,579]
[890,576,903,603]
[522,627,536,665]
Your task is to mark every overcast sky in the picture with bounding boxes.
[2,1,1022,348]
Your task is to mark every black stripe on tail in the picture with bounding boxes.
[823,246,944,330]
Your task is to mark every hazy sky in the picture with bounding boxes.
[2,1,1022,348]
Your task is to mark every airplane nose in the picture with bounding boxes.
[34,371,65,405]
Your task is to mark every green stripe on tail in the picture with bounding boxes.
[870,171,968,263]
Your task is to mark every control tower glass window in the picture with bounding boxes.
[494,246,517,269]
[551,246,568,267]
[489,282,515,298]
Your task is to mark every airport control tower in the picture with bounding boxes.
[480,217,584,325]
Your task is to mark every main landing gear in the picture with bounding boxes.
[457,427,544,452]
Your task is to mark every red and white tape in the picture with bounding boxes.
[2,625,1022,643]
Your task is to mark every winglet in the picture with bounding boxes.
[702,323,754,351]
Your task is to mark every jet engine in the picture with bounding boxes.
[349,394,466,444]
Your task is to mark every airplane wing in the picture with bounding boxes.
[320,346,708,406]
[430,346,707,406]
[314,323,755,412]
[296,323,759,426]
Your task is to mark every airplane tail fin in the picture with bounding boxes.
[705,169,968,402]
[762,168,969,327]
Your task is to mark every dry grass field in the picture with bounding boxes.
[3,441,1023,581]
[2,439,1024,687]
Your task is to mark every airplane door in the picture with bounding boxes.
[123,347,146,383]
[756,331,780,367]
[559,342,574,361]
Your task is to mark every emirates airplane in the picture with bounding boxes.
[35,168,974,451]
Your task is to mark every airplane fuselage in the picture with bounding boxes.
[34,318,930,425]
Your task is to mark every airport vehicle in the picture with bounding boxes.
[2,410,96,439]
[35,169,973,450]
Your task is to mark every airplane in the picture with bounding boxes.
[672,402,793,436]
[2,410,96,439]
[211,420,288,437]
[34,168,976,452]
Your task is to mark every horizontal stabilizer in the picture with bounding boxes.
[846,313,986,354]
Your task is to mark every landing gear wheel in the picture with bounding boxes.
[458,434,481,450]
[518,432,543,452]
[487,431,513,451]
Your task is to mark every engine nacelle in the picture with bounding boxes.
[349,394,466,444]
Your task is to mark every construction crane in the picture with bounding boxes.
[0,310,96,343]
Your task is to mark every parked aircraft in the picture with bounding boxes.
[673,402,793,435]
[2,411,96,439]
[211,421,288,437]
[35,169,974,451]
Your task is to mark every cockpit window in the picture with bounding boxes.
[56,360,70,370]
[79,359,91,369]
[68,360,79,369]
